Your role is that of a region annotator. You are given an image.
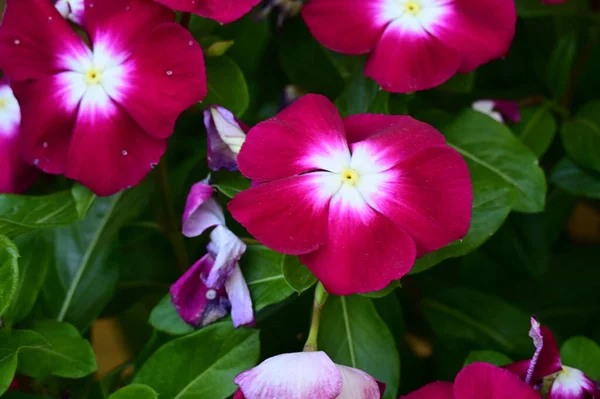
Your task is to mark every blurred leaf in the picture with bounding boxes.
[463,350,512,367]
[204,56,249,116]
[551,158,600,199]
[319,295,400,399]
[0,235,19,317]
[335,64,379,117]
[149,295,194,336]
[561,101,600,172]
[560,336,600,380]
[368,90,390,114]
[0,329,46,396]
[516,0,590,17]
[240,245,295,312]
[513,106,557,157]
[282,256,317,294]
[360,281,401,298]
[108,384,158,399]
[212,171,251,199]
[0,185,94,238]
[134,323,259,399]
[546,32,578,100]
[205,40,235,57]
[439,72,476,93]
[3,392,51,398]
[0,355,17,396]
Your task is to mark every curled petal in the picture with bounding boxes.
[205,106,249,171]
[526,317,563,384]
[182,180,225,238]
[336,365,384,399]
[204,225,247,288]
[225,263,254,328]
[54,0,85,25]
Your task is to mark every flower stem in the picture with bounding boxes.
[303,283,329,352]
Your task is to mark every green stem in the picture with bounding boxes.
[303,283,329,352]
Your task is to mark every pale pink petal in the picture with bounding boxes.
[300,186,416,295]
[182,180,225,238]
[205,105,249,171]
[336,365,383,399]
[526,317,563,384]
[235,352,342,399]
[170,254,230,327]
[302,0,389,55]
[357,146,472,256]
[229,172,339,255]
[118,23,207,139]
[225,264,255,328]
[0,0,90,80]
[65,96,165,196]
[454,362,540,399]
[237,94,350,182]
[400,382,454,399]
[55,0,85,25]
[204,226,247,288]
[548,367,598,399]
[365,21,461,93]
[428,0,516,73]
[153,0,262,23]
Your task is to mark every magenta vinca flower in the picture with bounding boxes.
[302,0,516,93]
[472,99,521,124]
[0,0,207,196]
[402,362,541,399]
[172,180,254,328]
[506,317,600,399]
[0,81,38,194]
[54,0,85,25]
[204,106,249,172]
[233,351,384,399]
[229,94,472,295]
[152,0,262,23]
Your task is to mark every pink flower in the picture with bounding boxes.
[0,81,38,194]
[172,180,254,328]
[54,0,85,25]
[472,99,521,124]
[204,106,249,172]
[233,351,384,399]
[401,362,541,399]
[0,0,207,196]
[152,0,262,23]
[302,0,516,93]
[229,94,472,295]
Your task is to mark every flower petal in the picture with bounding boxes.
[233,390,246,399]
[65,95,165,196]
[205,225,247,288]
[365,21,461,93]
[336,365,383,399]
[237,94,350,182]
[55,0,85,25]
[549,366,599,399]
[182,180,225,238]
[454,362,540,399]
[235,352,342,399]
[229,172,339,255]
[225,263,254,328]
[400,382,454,399]
[0,0,89,80]
[357,146,472,256]
[300,186,416,295]
[302,0,389,55]
[493,100,521,124]
[205,106,249,171]
[154,0,261,23]
[427,0,516,73]
[117,23,207,139]
[170,254,230,327]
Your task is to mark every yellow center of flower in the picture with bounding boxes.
[404,0,422,14]
[0,99,6,109]
[86,69,101,85]
[341,169,359,185]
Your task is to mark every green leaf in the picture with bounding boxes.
[17,321,97,379]
[560,101,600,172]
[212,171,251,199]
[560,336,600,380]
[108,384,158,399]
[546,32,578,100]
[335,65,379,117]
[282,256,317,294]
[3,392,52,398]
[4,233,50,324]
[0,329,47,396]
[0,235,19,317]
[240,245,295,311]
[463,350,512,367]
[516,0,590,17]
[443,109,546,213]
[204,56,249,116]
[360,281,401,298]
[0,185,94,238]
[551,158,600,199]
[513,106,557,157]
[439,72,476,93]
[149,295,194,336]
[422,287,531,355]
[319,295,400,399]
[0,355,17,396]
[134,323,260,399]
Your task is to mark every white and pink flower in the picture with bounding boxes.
[302,0,516,93]
[228,94,472,295]
[0,0,207,196]
[54,0,85,25]
[472,99,521,124]
[204,106,249,172]
[153,0,262,23]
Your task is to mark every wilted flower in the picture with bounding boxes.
[472,99,521,124]
[0,81,38,194]
[54,0,84,25]
[172,179,254,328]
[302,0,516,93]
[153,0,262,23]
[233,351,384,399]
[229,94,472,295]
[204,106,249,172]
[0,0,206,196]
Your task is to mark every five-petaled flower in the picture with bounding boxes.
[233,351,384,399]
[0,0,207,196]
[302,0,516,93]
[229,94,472,295]
[152,0,262,23]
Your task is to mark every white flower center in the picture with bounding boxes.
[379,0,449,33]
[0,86,21,134]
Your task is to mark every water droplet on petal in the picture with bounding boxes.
[34,159,39,166]
[14,39,20,45]
[43,141,48,148]
[166,70,173,76]
[122,150,128,156]
[206,289,217,300]
[189,40,194,46]
[48,16,53,21]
